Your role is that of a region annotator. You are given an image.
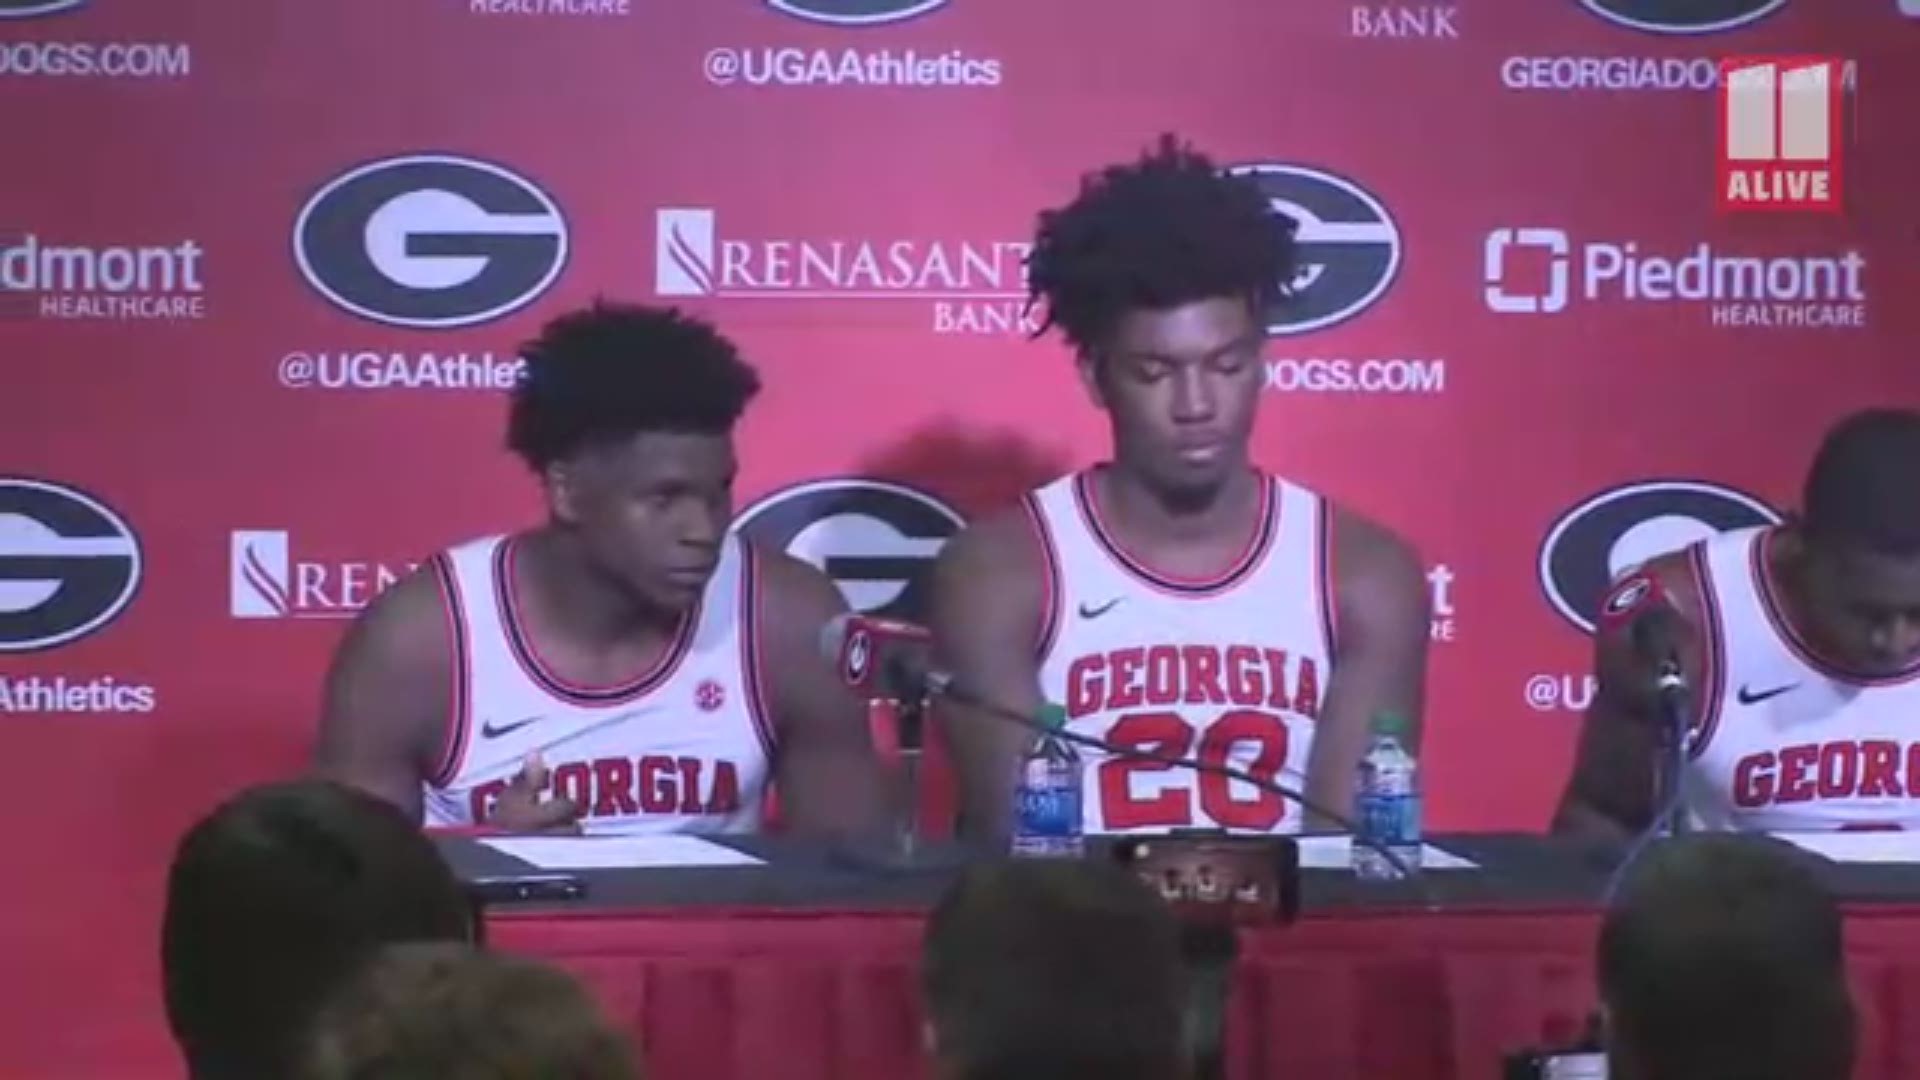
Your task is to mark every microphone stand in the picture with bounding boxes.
[1180,922,1236,1080]
[1603,657,1692,901]
[1653,658,1690,839]
[826,691,972,874]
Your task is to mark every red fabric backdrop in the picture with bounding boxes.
[1,1,1916,1074]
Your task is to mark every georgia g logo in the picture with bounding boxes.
[1223,163,1401,337]
[0,478,141,652]
[732,478,964,623]
[1539,479,1780,634]
[1577,0,1787,35]
[294,154,569,329]
[765,0,948,25]
[0,0,85,17]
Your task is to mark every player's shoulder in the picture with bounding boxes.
[1321,498,1424,596]
[935,501,1046,585]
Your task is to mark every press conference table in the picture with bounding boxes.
[443,834,1920,1080]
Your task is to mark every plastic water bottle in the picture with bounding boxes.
[1352,712,1421,880]
[1010,704,1084,858]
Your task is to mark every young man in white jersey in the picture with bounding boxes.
[314,301,884,838]
[931,136,1431,843]
[1556,408,1920,840]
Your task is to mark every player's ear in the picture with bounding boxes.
[1075,350,1108,410]
[545,459,583,524]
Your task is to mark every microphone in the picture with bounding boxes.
[815,616,1426,886]
[818,613,932,700]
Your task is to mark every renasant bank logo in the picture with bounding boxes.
[653,208,1034,336]
[1483,227,1866,330]
[230,531,416,620]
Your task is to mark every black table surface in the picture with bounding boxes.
[436,832,1920,918]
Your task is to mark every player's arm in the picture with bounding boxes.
[313,570,451,823]
[754,548,889,840]
[1303,507,1431,831]
[927,511,1047,846]
[1553,553,1706,843]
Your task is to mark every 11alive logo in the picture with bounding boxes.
[1719,56,1845,213]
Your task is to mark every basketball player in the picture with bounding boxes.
[931,136,1431,842]
[315,301,883,838]
[1556,408,1920,840]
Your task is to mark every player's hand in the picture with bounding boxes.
[485,753,583,833]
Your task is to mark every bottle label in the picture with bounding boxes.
[1015,771,1082,838]
[1357,793,1420,846]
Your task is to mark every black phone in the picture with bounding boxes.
[467,873,587,904]
[1505,1050,1607,1079]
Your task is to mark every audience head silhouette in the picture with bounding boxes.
[1599,833,1854,1080]
[161,779,472,1080]
[922,859,1189,1080]
[301,941,641,1080]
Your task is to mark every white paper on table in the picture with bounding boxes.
[1771,830,1920,865]
[1294,834,1479,871]
[479,835,766,870]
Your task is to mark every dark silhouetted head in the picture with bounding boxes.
[1599,833,1853,1080]
[922,859,1188,1080]
[301,942,641,1080]
[162,780,472,1080]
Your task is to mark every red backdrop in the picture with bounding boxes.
[2,0,1916,1074]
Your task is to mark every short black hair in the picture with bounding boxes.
[1024,133,1296,357]
[507,300,762,472]
[1803,407,1920,556]
[301,943,641,1080]
[1598,834,1853,1080]
[922,859,1187,1080]
[161,780,473,1080]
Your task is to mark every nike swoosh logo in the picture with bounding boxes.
[1078,598,1123,619]
[480,715,542,739]
[1737,683,1800,706]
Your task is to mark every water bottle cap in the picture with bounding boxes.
[1037,703,1068,732]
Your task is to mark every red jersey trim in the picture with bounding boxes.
[426,552,470,789]
[737,538,778,760]
[1070,470,1278,598]
[1315,495,1338,662]
[1686,542,1727,762]
[1751,529,1920,688]
[491,535,698,705]
[1022,492,1063,660]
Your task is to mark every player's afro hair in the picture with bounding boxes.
[1024,133,1297,357]
[506,300,761,472]
[1803,408,1920,557]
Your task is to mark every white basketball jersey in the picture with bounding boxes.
[1029,470,1332,835]
[421,533,774,835]
[1686,527,1920,831]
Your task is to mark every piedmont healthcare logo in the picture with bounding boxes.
[1719,56,1844,213]
[230,531,416,620]
[0,1,191,79]
[1482,227,1866,330]
[654,207,1033,336]
[468,0,630,15]
[704,0,998,90]
[0,231,206,321]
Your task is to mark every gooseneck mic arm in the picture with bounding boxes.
[900,657,1428,889]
